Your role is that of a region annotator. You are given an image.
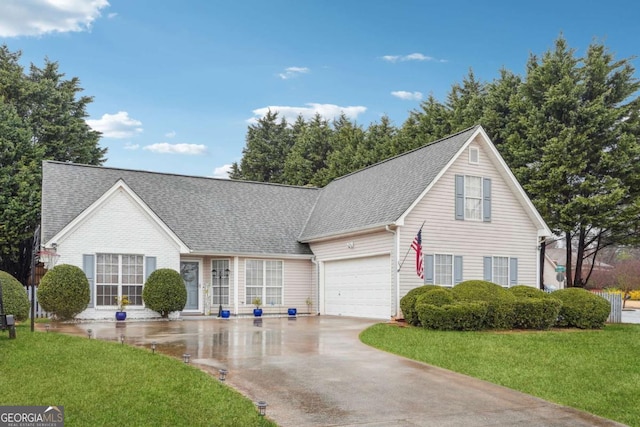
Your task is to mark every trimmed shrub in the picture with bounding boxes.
[399,285,439,325]
[0,271,30,321]
[512,297,562,330]
[451,280,516,329]
[143,269,187,318]
[38,264,90,320]
[416,301,488,331]
[552,288,610,329]
[416,287,454,307]
[508,285,547,299]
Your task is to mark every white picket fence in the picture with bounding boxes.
[26,286,49,318]
[592,291,622,323]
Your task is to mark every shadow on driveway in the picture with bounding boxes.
[50,316,624,427]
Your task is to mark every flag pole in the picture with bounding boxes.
[397,221,425,271]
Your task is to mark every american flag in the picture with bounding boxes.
[411,229,424,279]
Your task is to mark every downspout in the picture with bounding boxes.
[538,237,546,290]
[311,256,319,315]
[385,225,399,318]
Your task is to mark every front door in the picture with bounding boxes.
[180,261,199,310]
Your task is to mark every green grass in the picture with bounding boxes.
[360,323,640,427]
[0,325,276,427]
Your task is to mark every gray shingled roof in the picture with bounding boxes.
[41,126,479,253]
[41,162,319,255]
[298,126,479,241]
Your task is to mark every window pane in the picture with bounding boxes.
[122,285,143,306]
[96,284,118,306]
[493,257,509,286]
[435,254,453,286]
[464,176,482,220]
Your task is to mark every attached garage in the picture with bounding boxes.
[323,255,392,319]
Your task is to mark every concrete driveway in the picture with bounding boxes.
[53,316,623,427]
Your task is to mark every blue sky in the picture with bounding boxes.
[1,1,638,178]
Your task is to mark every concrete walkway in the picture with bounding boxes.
[51,316,626,426]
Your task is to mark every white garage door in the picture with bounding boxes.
[324,255,391,319]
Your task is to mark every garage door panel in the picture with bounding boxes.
[324,255,391,319]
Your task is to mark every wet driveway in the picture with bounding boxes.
[49,316,623,427]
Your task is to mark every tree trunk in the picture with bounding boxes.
[574,227,586,288]
[565,231,573,287]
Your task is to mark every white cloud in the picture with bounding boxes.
[124,142,139,150]
[86,111,143,139]
[107,12,117,19]
[382,52,447,63]
[248,103,367,124]
[391,91,423,101]
[278,66,310,80]
[143,143,207,155]
[212,164,232,179]
[165,130,177,138]
[0,0,110,37]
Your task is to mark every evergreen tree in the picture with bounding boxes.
[283,114,332,186]
[0,45,105,284]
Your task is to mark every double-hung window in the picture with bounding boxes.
[455,175,491,222]
[435,254,453,286]
[96,254,144,306]
[464,176,483,220]
[483,256,518,287]
[425,254,463,286]
[245,260,283,305]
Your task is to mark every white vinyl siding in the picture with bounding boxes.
[401,137,540,303]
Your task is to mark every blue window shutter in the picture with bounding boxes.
[454,256,463,284]
[455,175,464,220]
[424,255,434,284]
[145,256,157,281]
[483,256,492,281]
[510,258,518,286]
[483,178,492,222]
[83,254,95,308]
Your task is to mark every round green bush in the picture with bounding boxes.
[143,269,187,318]
[511,297,562,330]
[400,285,439,325]
[451,280,516,329]
[508,285,547,299]
[38,264,90,320]
[0,271,30,321]
[416,287,454,307]
[416,301,488,331]
[552,288,610,329]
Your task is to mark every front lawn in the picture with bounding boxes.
[360,323,640,426]
[0,325,276,427]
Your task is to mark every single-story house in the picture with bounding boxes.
[40,125,552,320]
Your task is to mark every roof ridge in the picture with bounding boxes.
[43,160,320,191]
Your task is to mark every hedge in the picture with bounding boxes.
[451,280,516,329]
[416,301,488,331]
[511,297,562,330]
[0,271,30,321]
[552,288,610,329]
[399,285,439,325]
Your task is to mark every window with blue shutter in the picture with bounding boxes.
[483,178,491,222]
[455,175,464,220]
[145,256,157,281]
[509,258,518,285]
[454,256,463,284]
[483,257,492,281]
[424,254,434,284]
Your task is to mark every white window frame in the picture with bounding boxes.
[434,253,454,287]
[492,256,510,287]
[464,175,483,221]
[245,259,283,306]
[96,253,144,307]
[469,146,479,164]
